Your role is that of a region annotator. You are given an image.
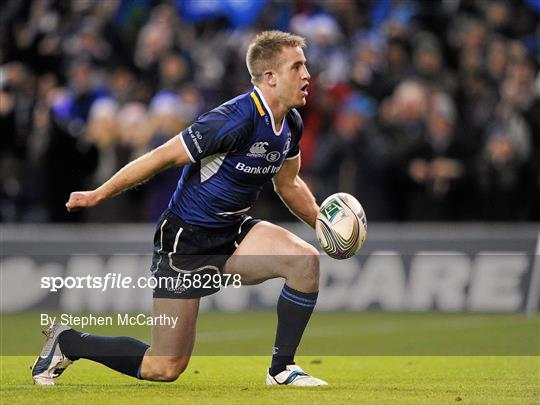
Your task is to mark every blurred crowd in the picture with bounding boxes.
[1,0,539,223]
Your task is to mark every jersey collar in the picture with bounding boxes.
[253,86,285,136]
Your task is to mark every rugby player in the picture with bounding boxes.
[32,31,327,387]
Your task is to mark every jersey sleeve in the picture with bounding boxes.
[285,109,303,160]
[179,103,252,163]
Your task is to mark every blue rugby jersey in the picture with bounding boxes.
[168,87,303,228]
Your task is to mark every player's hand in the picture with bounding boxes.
[65,191,102,212]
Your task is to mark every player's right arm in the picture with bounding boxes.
[66,136,191,211]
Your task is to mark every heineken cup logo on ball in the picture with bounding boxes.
[316,193,367,260]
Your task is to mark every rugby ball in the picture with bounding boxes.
[315,193,367,259]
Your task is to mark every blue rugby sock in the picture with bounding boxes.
[269,284,318,376]
[59,329,149,379]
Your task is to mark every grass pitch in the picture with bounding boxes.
[1,312,539,404]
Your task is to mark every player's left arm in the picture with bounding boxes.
[273,156,319,229]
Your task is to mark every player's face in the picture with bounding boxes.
[274,46,311,109]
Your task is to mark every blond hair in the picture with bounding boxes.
[246,30,306,85]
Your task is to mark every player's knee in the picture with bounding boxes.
[303,256,320,290]
[296,244,320,290]
[154,356,190,382]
